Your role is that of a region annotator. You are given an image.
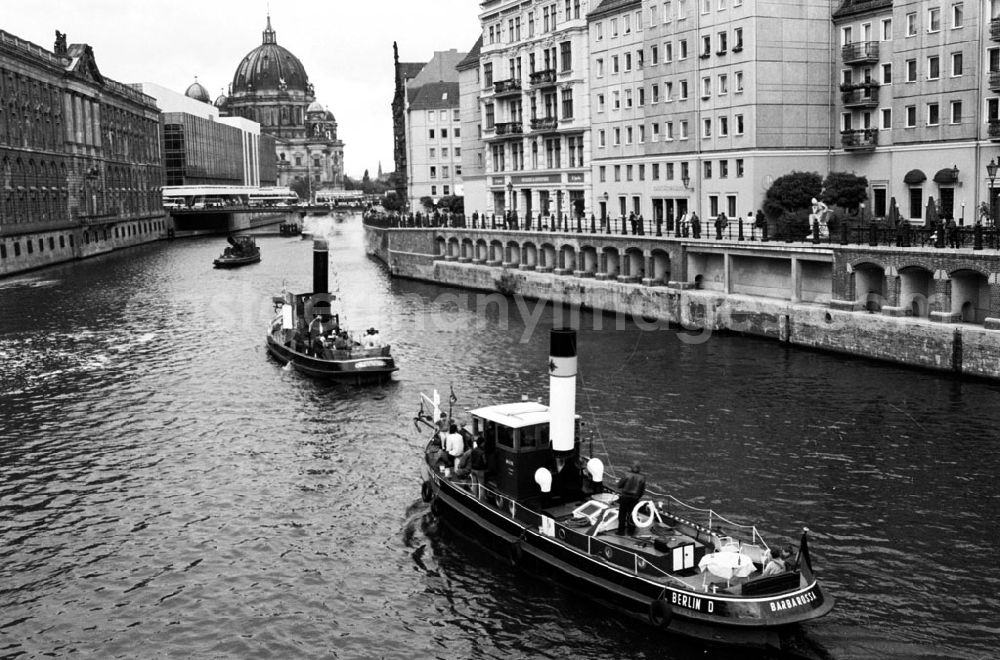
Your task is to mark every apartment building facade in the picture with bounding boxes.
[475,0,594,223]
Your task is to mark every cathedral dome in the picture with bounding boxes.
[231,16,309,95]
[306,100,324,113]
[184,79,211,103]
[214,92,228,108]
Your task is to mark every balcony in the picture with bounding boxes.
[842,41,879,64]
[841,83,880,108]
[989,119,1000,141]
[992,17,1000,41]
[841,128,878,151]
[530,116,558,132]
[493,78,522,96]
[529,69,557,86]
[990,71,1000,93]
[494,121,523,136]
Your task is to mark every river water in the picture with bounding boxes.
[1,214,998,660]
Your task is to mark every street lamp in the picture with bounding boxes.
[988,158,998,248]
[681,173,691,190]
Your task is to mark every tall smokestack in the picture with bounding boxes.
[313,238,329,293]
[548,328,577,456]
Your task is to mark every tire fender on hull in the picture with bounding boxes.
[649,597,673,628]
[507,539,523,567]
[421,481,434,503]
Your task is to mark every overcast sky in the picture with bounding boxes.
[4,0,481,178]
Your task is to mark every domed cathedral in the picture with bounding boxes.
[221,15,345,194]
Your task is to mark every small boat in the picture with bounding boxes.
[265,239,396,382]
[416,328,833,652]
[279,220,301,236]
[213,235,260,268]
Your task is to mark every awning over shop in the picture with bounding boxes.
[933,167,959,184]
[903,169,927,185]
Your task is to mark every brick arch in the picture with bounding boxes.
[850,258,886,271]
[947,262,991,279]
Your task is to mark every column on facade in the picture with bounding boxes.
[724,254,733,295]
[790,257,801,303]
[596,251,608,280]
[929,270,955,321]
[642,254,656,286]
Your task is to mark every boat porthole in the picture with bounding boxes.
[603,546,613,560]
[556,527,566,540]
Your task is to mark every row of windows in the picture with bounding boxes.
[839,3,964,47]
[0,220,166,260]
[598,158,745,184]
[597,113,746,146]
[428,184,451,196]
[846,52,966,86]
[427,165,462,179]
[482,43,572,88]
[427,127,460,140]
[426,109,460,123]
[593,0,746,41]
[485,1,580,46]
[842,99,970,131]
[596,72,745,111]
[427,147,462,160]
[489,136,585,172]
[484,89,575,128]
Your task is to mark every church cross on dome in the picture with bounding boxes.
[262,14,276,44]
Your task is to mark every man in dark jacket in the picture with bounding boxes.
[616,463,646,535]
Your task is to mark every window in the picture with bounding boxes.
[928,7,940,32]
[679,39,688,59]
[597,93,606,112]
[906,12,917,36]
[703,117,712,137]
[599,165,606,182]
[427,110,436,122]
[484,63,493,87]
[952,2,963,28]
[702,35,711,57]
[637,49,644,68]
[906,59,917,82]
[595,20,602,39]
[881,107,892,129]
[625,52,632,71]
[639,125,646,142]
[727,195,737,218]
[652,122,660,140]
[841,112,852,132]
[455,128,461,138]
[431,185,437,195]
[441,128,448,138]
[638,87,645,106]
[951,52,963,76]
[666,121,674,139]
[612,55,620,73]
[719,160,729,178]
[736,159,744,177]
[560,41,572,71]
[717,31,728,53]
[989,98,999,122]
[679,80,688,100]
[614,127,621,145]
[614,165,621,181]
[613,90,620,109]
[719,116,729,136]
[735,114,744,134]
[624,13,632,33]
[881,18,892,40]
[719,74,728,94]
[667,162,675,179]
[927,55,939,80]
[651,45,659,64]
[881,62,892,84]
[652,163,660,179]
[991,48,1000,74]
[950,100,962,123]
[626,126,633,144]
[599,129,606,147]
[701,76,711,98]
[909,188,923,219]
[485,103,495,128]
[665,81,673,100]
[733,27,743,50]
[665,42,673,62]
[735,71,744,93]
[429,147,436,159]
[626,164,633,181]
[611,17,618,36]
[905,105,916,127]
[561,88,573,118]
[442,166,449,178]
[709,195,719,216]
[679,120,689,139]
[652,83,660,103]
[597,58,605,77]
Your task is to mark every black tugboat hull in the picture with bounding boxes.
[424,473,833,652]
[213,255,261,268]
[265,333,396,382]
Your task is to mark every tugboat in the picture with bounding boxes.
[416,328,834,651]
[278,219,301,237]
[213,235,260,268]
[265,238,396,382]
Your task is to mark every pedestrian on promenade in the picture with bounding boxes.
[691,212,702,238]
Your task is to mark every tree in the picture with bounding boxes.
[822,172,869,211]
[437,195,465,214]
[419,196,435,211]
[763,171,822,219]
[381,193,404,212]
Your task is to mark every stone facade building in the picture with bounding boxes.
[0,29,166,277]
[457,37,488,215]
[392,43,428,201]
[219,16,345,197]
[402,49,468,209]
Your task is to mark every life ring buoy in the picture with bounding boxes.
[632,500,656,529]
[556,526,567,540]
[649,598,673,628]
[420,481,433,503]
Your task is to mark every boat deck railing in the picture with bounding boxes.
[442,474,694,589]
[652,492,768,553]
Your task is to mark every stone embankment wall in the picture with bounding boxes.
[365,225,1000,380]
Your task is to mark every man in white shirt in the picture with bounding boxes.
[445,423,464,467]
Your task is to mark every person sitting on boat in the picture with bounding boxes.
[453,445,474,479]
[426,438,448,473]
[445,423,465,467]
[780,544,797,570]
[762,548,786,577]
[616,463,646,536]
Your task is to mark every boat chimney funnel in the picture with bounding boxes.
[548,327,577,456]
[313,238,329,293]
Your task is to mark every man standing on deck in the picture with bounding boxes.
[616,463,646,536]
